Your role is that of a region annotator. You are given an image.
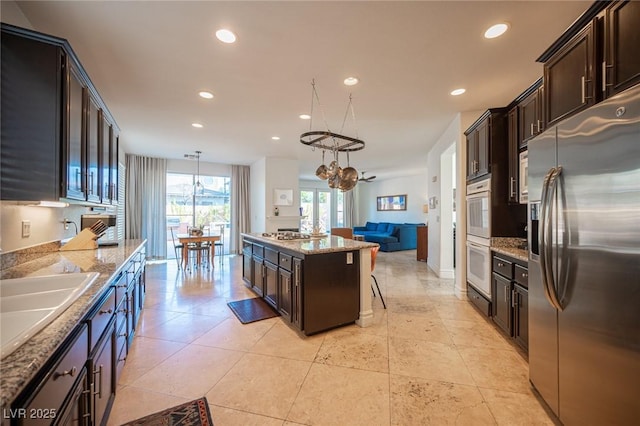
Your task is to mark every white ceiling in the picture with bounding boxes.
[13,1,591,180]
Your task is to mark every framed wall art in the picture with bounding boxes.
[377,194,407,211]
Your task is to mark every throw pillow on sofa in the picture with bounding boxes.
[376,222,390,232]
[365,221,378,231]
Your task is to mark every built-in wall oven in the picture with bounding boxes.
[466,178,492,298]
[466,178,491,239]
[466,238,491,298]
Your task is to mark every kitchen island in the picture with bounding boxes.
[241,233,379,335]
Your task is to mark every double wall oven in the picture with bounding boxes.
[466,178,491,298]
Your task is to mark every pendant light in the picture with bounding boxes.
[184,150,204,196]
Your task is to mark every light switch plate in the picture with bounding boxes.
[22,220,31,238]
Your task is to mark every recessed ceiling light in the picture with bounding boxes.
[484,23,509,39]
[299,114,311,120]
[344,77,359,86]
[192,123,204,128]
[199,91,214,99]
[271,136,280,140]
[215,29,236,43]
[450,88,466,96]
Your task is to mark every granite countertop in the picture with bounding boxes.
[0,239,146,410]
[491,237,529,263]
[242,233,378,254]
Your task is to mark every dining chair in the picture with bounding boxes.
[330,227,353,239]
[370,246,386,309]
[169,227,184,269]
[214,224,224,265]
[186,241,210,271]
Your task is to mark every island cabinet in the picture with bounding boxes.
[9,244,146,426]
[242,235,361,335]
[0,23,119,205]
[491,251,529,353]
[538,0,640,128]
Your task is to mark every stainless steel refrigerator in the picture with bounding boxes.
[528,84,640,425]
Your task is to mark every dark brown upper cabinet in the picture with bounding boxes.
[1,23,119,206]
[543,21,596,128]
[538,1,639,128]
[86,95,101,203]
[465,108,508,183]
[1,30,63,202]
[100,114,112,204]
[518,83,545,147]
[604,0,640,97]
[63,62,87,201]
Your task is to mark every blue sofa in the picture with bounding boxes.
[353,222,425,252]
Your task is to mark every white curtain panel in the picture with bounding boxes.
[125,154,167,259]
[230,165,250,254]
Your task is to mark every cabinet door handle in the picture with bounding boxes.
[89,172,95,194]
[537,119,542,133]
[511,289,517,308]
[602,61,607,92]
[99,308,113,315]
[530,122,535,137]
[581,76,586,103]
[92,364,103,398]
[54,366,77,379]
[510,177,516,197]
[504,285,508,303]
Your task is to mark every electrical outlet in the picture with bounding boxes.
[62,218,69,230]
[346,252,353,264]
[22,220,31,238]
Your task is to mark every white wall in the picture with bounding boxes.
[250,157,300,233]
[426,110,484,290]
[355,172,429,226]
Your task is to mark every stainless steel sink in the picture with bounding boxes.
[1,272,99,358]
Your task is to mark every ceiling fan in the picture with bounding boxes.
[360,171,377,183]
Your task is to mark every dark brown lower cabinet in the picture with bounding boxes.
[251,257,264,297]
[278,268,292,321]
[492,273,512,335]
[264,261,278,309]
[55,369,89,426]
[513,284,529,351]
[491,251,528,353]
[90,322,115,426]
[242,247,252,285]
[291,258,303,329]
[8,245,146,426]
[14,326,89,425]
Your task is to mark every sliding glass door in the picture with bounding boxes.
[300,188,344,233]
[166,173,230,258]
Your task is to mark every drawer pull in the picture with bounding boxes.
[99,308,113,315]
[117,284,128,288]
[497,262,504,267]
[119,332,128,338]
[54,366,77,379]
[522,272,528,278]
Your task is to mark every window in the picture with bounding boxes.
[166,172,230,257]
[300,188,346,233]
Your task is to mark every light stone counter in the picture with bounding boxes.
[241,233,378,255]
[491,237,529,263]
[0,239,146,411]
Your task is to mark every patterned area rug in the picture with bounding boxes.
[122,397,213,426]
[227,297,280,324]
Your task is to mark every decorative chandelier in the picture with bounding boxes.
[184,150,203,196]
[299,79,365,192]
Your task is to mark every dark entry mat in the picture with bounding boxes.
[122,397,213,425]
[227,297,280,324]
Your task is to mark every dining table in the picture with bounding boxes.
[177,233,221,268]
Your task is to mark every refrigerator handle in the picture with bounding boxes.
[539,167,554,307]
[544,167,565,311]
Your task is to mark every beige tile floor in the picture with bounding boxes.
[108,251,556,426]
